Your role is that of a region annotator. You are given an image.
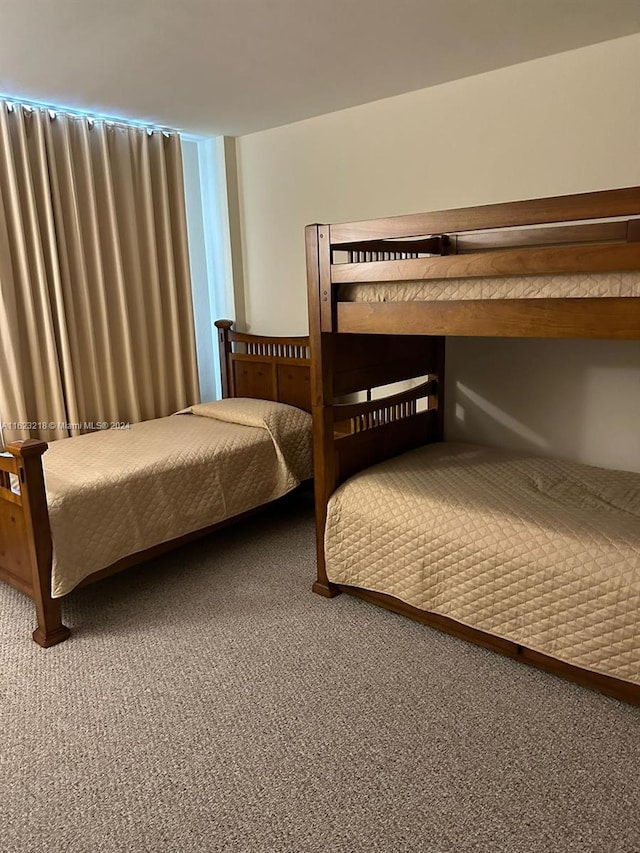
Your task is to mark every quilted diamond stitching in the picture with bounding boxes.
[340,271,640,303]
[325,443,640,684]
[44,406,312,597]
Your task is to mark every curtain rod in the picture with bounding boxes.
[0,94,174,135]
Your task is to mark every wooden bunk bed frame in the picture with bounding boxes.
[306,186,640,706]
[0,320,310,647]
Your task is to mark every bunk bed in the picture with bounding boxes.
[0,320,311,647]
[305,186,640,705]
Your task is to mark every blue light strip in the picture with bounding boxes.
[0,91,172,133]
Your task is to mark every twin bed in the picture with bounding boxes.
[0,320,311,646]
[306,186,640,705]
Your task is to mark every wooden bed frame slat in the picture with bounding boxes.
[329,185,640,243]
[331,241,640,284]
[453,220,637,253]
[338,585,640,707]
[0,494,32,592]
[0,454,19,475]
[331,243,640,284]
[336,296,640,339]
[0,481,22,507]
[331,220,640,259]
[334,378,436,422]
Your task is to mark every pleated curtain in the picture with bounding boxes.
[0,102,200,446]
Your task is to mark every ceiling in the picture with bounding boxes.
[1,0,639,137]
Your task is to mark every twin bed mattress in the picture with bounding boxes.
[338,270,640,303]
[325,442,640,685]
[43,399,312,597]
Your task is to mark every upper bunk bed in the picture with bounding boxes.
[306,185,640,339]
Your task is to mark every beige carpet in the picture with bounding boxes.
[1,486,639,853]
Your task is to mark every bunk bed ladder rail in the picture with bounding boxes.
[349,397,418,433]
[333,377,441,485]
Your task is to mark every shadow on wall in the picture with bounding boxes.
[445,337,640,473]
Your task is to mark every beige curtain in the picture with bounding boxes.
[0,102,200,446]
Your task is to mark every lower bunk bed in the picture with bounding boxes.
[324,441,640,701]
[0,320,311,646]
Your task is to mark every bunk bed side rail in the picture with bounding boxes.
[335,297,640,339]
[329,186,640,243]
[334,381,441,485]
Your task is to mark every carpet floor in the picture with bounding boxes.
[1,487,638,853]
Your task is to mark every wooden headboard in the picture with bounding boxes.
[215,320,311,412]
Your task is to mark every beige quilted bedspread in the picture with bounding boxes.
[339,270,640,302]
[44,399,312,597]
[325,442,640,684]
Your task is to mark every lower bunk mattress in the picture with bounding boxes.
[325,442,640,686]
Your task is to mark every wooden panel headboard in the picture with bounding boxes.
[215,319,311,412]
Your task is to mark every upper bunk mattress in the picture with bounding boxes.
[325,442,640,685]
[338,270,640,302]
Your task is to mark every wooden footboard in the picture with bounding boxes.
[0,441,70,646]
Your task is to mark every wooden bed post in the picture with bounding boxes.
[436,336,446,441]
[215,319,234,398]
[306,224,340,598]
[8,441,70,647]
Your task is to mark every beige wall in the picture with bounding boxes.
[236,34,640,471]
